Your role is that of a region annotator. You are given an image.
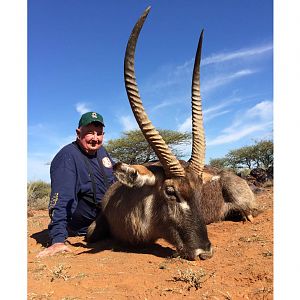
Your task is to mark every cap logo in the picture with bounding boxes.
[91,112,98,118]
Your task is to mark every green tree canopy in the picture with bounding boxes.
[226,145,255,170]
[105,129,192,164]
[209,139,273,171]
[209,157,229,170]
[252,139,273,169]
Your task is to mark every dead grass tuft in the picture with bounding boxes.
[28,291,54,300]
[253,286,273,297]
[49,264,71,282]
[172,268,213,290]
[239,234,268,244]
[262,250,273,257]
[217,290,233,299]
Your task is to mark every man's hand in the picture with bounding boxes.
[36,242,72,258]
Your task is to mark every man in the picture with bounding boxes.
[37,112,116,257]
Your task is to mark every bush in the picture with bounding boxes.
[236,168,251,177]
[209,139,273,170]
[27,180,51,210]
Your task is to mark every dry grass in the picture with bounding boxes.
[253,286,273,298]
[49,264,71,282]
[239,234,268,244]
[262,250,273,257]
[27,181,50,210]
[172,268,213,290]
[28,291,54,300]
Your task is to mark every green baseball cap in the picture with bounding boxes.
[78,112,105,128]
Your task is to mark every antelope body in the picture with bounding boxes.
[87,7,258,260]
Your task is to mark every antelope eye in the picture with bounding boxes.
[165,186,176,195]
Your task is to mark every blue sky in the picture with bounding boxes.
[3,2,300,296]
[28,0,273,182]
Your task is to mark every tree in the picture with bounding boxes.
[209,158,229,170]
[252,139,273,169]
[208,139,273,171]
[226,145,255,170]
[105,129,192,164]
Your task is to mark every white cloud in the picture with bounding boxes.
[151,101,175,111]
[135,41,271,110]
[119,115,139,131]
[204,110,231,122]
[203,97,242,117]
[207,123,271,146]
[175,60,192,74]
[177,97,241,132]
[134,41,271,117]
[145,42,271,90]
[202,43,273,66]
[75,102,90,115]
[223,100,273,133]
[207,100,273,146]
[144,67,256,131]
[202,69,256,93]
[178,109,232,133]
[178,116,192,132]
[204,98,237,114]
[246,100,273,120]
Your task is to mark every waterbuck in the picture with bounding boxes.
[86,7,258,260]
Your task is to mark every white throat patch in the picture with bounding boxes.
[179,201,190,211]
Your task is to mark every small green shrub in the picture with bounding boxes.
[27,181,51,210]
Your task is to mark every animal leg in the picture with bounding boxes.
[86,213,110,243]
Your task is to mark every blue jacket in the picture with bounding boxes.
[48,141,115,244]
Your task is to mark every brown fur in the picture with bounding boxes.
[87,161,258,260]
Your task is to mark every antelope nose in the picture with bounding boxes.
[199,246,214,260]
[195,245,214,260]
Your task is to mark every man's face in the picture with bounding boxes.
[76,122,104,154]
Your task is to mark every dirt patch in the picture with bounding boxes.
[28,187,273,299]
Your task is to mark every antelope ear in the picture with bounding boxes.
[114,163,156,187]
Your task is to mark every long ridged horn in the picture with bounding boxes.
[124,6,185,178]
[189,30,206,176]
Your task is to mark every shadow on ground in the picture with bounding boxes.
[30,229,49,247]
[78,238,175,259]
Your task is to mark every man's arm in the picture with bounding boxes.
[37,151,77,257]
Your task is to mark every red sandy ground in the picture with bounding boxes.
[28,187,273,300]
